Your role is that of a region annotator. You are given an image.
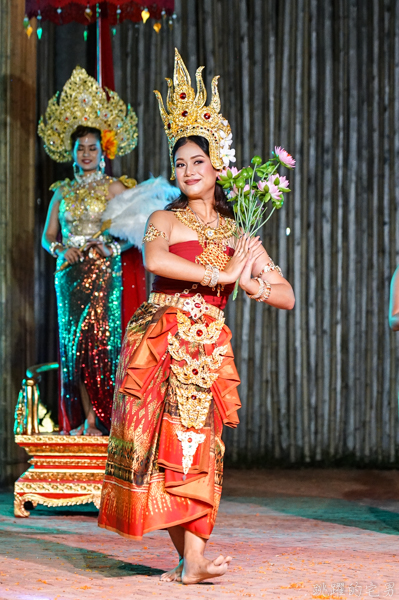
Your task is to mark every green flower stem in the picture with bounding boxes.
[232,279,240,301]
[252,206,276,235]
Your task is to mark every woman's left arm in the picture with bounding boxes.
[239,244,295,310]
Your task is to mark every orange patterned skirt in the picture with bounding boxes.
[98,300,241,540]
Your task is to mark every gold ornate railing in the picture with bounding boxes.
[14,362,59,435]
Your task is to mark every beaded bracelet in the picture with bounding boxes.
[247,277,272,302]
[49,241,63,258]
[200,264,213,286]
[209,266,220,289]
[259,281,272,302]
[248,277,265,300]
[109,241,121,256]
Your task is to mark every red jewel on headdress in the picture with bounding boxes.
[167,123,171,129]
[188,437,192,443]
[180,92,187,99]
[204,113,211,120]
[194,302,201,308]
[191,395,197,400]
[196,329,203,337]
[192,368,199,375]
[182,110,188,117]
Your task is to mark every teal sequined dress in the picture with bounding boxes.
[54,177,122,433]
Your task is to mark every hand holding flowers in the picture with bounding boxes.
[217,146,295,299]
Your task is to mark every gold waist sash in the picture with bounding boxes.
[148,292,224,321]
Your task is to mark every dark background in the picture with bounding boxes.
[3,0,399,487]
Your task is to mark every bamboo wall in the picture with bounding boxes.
[0,0,37,486]
[26,0,399,479]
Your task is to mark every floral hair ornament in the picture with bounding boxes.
[101,130,118,160]
[38,66,138,163]
[154,48,236,179]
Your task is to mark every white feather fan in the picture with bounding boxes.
[102,176,180,247]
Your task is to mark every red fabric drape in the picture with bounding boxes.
[25,1,174,25]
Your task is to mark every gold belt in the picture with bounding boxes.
[149,292,224,321]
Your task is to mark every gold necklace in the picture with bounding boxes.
[173,207,236,271]
[190,207,219,227]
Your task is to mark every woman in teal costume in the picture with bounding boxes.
[42,125,136,435]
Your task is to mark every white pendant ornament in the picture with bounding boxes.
[177,430,206,479]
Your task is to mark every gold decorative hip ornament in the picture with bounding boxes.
[166,299,228,477]
[168,333,227,386]
[176,385,212,430]
[176,309,224,344]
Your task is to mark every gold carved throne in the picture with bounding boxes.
[14,363,108,517]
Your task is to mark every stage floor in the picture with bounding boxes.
[1,468,399,599]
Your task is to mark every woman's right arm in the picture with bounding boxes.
[42,189,83,264]
[143,211,258,286]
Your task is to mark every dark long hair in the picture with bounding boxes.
[165,136,234,219]
[71,125,101,147]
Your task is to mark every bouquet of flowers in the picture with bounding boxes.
[217,146,296,299]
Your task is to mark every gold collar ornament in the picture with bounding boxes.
[154,49,236,179]
[38,66,138,163]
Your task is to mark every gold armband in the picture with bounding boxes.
[142,223,169,243]
[257,258,283,278]
[118,175,137,189]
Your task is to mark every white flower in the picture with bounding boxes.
[219,132,235,166]
[220,146,236,166]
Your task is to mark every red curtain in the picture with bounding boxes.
[25,1,174,24]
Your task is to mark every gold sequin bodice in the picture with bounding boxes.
[56,177,115,247]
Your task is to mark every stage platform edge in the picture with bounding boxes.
[14,434,108,517]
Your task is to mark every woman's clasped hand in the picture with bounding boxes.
[219,234,264,289]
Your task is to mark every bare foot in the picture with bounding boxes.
[160,558,183,582]
[83,419,103,436]
[182,553,232,585]
[69,423,84,436]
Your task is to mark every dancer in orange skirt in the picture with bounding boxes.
[98,49,295,584]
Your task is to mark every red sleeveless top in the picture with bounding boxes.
[152,241,235,310]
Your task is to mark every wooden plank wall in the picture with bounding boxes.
[32,0,399,471]
[0,0,37,486]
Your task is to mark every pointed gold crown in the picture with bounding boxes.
[38,66,138,163]
[154,49,235,179]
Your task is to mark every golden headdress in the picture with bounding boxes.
[38,66,138,163]
[154,49,236,179]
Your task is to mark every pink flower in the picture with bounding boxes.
[258,179,282,201]
[274,146,296,169]
[243,184,250,193]
[268,174,289,190]
[228,185,239,199]
[218,166,240,179]
[268,182,282,201]
[257,180,266,192]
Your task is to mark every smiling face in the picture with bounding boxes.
[72,133,102,173]
[174,140,219,200]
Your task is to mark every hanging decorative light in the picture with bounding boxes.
[24,1,174,28]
